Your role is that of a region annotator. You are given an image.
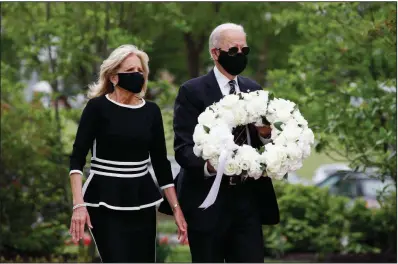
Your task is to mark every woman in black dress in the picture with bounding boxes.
[68,44,187,263]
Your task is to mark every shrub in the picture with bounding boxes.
[263,182,349,257]
[264,182,397,258]
[1,88,70,255]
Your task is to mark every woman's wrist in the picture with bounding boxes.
[73,198,85,206]
[171,203,180,213]
[72,203,87,210]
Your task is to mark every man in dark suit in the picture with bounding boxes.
[159,23,279,263]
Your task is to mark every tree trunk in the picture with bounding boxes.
[184,33,200,78]
[183,2,222,78]
[255,39,268,86]
[183,32,207,78]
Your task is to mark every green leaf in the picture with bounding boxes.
[203,125,210,133]
[269,92,275,101]
[258,146,265,154]
[274,121,284,131]
[291,104,298,114]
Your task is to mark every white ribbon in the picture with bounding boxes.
[199,149,229,209]
[199,126,252,209]
[199,140,236,209]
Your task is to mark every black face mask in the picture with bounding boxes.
[116,72,145,94]
[217,51,248,76]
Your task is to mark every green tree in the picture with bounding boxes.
[0,64,70,256]
[267,2,397,181]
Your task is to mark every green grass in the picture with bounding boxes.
[158,220,177,234]
[296,150,348,180]
[166,245,191,263]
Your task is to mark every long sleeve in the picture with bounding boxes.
[149,104,174,189]
[69,99,99,176]
[173,85,207,171]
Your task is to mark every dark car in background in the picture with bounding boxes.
[316,170,396,208]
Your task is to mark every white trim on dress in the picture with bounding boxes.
[105,94,146,109]
[90,163,148,172]
[69,170,83,176]
[84,198,164,211]
[160,184,175,190]
[91,157,150,166]
[89,169,149,178]
[82,172,94,196]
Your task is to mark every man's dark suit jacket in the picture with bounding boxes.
[158,70,280,230]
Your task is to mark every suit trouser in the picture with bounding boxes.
[187,182,264,263]
[87,206,156,263]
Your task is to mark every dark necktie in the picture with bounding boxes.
[228,80,247,146]
[228,80,236,95]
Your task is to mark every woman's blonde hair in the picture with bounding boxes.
[87,44,150,99]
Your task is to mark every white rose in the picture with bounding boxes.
[271,126,281,140]
[220,94,240,109]
[224,157,240,176]
[193,144,202,157]
[248,168,263,179]
[231,102,248,125]
[248,160,263,179]
[301,128,315,145]
[280,119,303,142]
[256,90,270,102]
[202,143,218,160]
[246,98,268,119]
[273,134,288,146]
[270,166,289,180]
[292,110,308,127]
[267,99,296,123]
[285,142,303,161]
[235,145,260,171]
[217,109,235,128]
[289,160,303,171]
[242,92,256,102]
[209,123,234,144]
[193,125,209,145]
[261,144,287,174]
[198,109,217,127]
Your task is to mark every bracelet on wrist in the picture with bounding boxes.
[73,203,86,210]
[172,203,180,212]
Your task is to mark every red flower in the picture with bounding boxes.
[83,232,92,246]
[159,236,169,245]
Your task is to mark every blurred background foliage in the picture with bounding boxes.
[0,2,396,262]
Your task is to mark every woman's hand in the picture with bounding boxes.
[69,206,93,243]
[173,207,188,243]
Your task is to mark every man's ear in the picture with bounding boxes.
[211,49,219,61]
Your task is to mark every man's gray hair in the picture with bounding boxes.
[209,23,246,59]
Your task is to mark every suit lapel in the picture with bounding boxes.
[204,70,224,107]
[238,76,253,94]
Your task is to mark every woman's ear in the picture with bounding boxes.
[109,74,118,87]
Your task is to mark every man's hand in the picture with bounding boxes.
[206,161,217,173]
[255,125,272,138]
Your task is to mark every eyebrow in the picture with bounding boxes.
[125,66,143,71]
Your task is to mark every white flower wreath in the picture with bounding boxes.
[193,90,315,208]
